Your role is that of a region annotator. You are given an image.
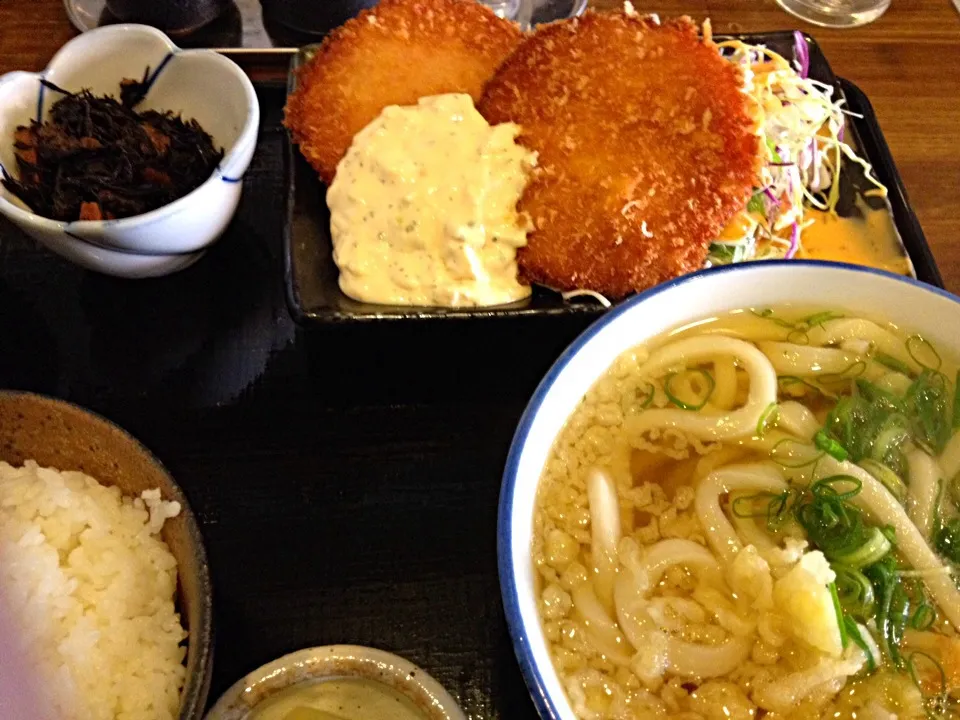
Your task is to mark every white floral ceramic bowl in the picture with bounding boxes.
[0,24,259,278]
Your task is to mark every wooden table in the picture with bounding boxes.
[1,0,959,289]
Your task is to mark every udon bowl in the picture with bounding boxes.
[0,391,213,720]
[498,260,960,719]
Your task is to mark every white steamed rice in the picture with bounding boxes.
[0,460,187,720]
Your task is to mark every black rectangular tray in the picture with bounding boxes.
[283,30,941,325]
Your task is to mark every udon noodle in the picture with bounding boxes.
[533,308,960,719]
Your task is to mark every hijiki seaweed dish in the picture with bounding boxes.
[2,71,222,222]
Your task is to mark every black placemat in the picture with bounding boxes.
[0,67,942,720]
[0,81,581,718]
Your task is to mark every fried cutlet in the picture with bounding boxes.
[479,13,760,299]
[284,0,523,185]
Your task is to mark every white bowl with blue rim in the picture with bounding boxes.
[0,24,259,278]
[498,260,959,719]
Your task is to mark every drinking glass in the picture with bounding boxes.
[775,0,890,28]
[478,0,533,27]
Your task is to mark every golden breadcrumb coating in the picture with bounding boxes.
[479,13,761,299]
[284,0,523,184]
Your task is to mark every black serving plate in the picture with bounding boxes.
[283,30,941,324]
[837,77,941,287]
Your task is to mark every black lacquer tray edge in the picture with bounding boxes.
[836,77,942,289]
[281,31,942,325]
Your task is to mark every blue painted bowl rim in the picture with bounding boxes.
[496,258,960,720]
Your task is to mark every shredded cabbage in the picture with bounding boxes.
[705,37,887,268]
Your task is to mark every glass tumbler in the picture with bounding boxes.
[477,0,533,27]
[775,0,890,28]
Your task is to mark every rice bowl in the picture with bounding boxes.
[0,392,212,720]
[0,460,186,720]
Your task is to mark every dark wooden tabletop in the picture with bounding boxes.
[1,1,960,718]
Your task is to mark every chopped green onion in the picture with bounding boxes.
[907,651,948,713]
[950,475,960,508]
[757,402,779,438]
[664,369,716,411]
[857,459,907,503]
[834,564,876,619]
[870,420,910,468]
[767,491,795,528]
[637,382,656,409]
[844,618,878,673]
[874,351,912,376]
[778,375,821,397]
[771,437,824,468]
[750,308,796,330]
[934,517,960,564]
[905,370,952,453]
[910,602,936,631]
[786,328,811,345]
[731,490,794,531]
[906,334,942,372]
[823,394,871,461]
[818,361,867,387]
[889,583,912,668]
[804,310,844,327]
[796,477,893,568]
[856,378,906,413]
[829,581,849,648]
[837,526,893,568]
[815,430,849,461]
[880,524,897,545]
[865,558,902,666]
[823,381,910,476]
[812,475,862,501]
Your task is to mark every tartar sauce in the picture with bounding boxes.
[327,93,537,307]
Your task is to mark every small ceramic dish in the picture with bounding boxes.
[205,645,466,720]
[34,229,208,278]
[0,391,213,719]
[0,24,260,277]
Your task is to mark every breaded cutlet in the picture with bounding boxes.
[479,13,761,299]
[284,0,523,185]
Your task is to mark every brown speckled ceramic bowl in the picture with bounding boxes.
[0,391,213,720]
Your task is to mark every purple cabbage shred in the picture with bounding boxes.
[785,221,800,259]
[793,31,810,80]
